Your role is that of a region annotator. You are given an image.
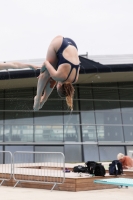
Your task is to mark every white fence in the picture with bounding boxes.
[13,151,65,190]
[0,151,65,191]
[0,151,13,186]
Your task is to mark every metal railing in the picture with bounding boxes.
[0,151,13,186]
[13,151,65,191]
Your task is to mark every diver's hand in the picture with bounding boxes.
[40,65,46,73]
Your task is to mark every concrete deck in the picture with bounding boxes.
[0,186,133,200]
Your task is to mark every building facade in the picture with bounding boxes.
[0,55,133,163]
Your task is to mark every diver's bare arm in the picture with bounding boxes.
[0,62,40,70]
[13,62,40,70]
[44,60,61,80]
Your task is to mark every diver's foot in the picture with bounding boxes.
[39,100,45,109]
[33,96,40,111]
[39,97,47,109]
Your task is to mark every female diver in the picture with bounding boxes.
[33,35,80,111]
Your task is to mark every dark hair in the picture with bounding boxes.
[57,83,75,111]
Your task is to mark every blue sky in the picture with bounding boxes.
[0,0,133,61]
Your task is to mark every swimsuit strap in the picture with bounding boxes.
[63,64,79,83]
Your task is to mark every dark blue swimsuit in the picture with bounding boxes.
[56,37,80,83]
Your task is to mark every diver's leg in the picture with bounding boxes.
[44,35,63,68]
[39,78,56,109]
[33,70,50,111]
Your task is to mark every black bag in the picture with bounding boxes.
[85,161,106,176]
[109,160,123,175]
[73,165,88,173]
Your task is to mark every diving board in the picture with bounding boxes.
[94,178,133,187]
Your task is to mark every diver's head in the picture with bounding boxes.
[56,82,75,111]
[56,82,67,98]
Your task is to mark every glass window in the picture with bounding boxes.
[93,83,118,88]
[0,90,4,97]
[64,125,80,142]
[34,87,60,100]
[119,83,133,112]
[83,144,99,162]
[120,102,133,112]
[64,112,80,124]
[5,111,33,125]
[34,112,63,125]
[93,87,119,100]
[41,99,63,110]
[97,125,124,142]
[81,111,95,125]
[0,125,3,142]
[123,126,133,142]
[0,90,4,110]
[64,112,81,142]
[5,99,33,110]
[0,89,4,124]
[78,85,93,99]
[34,125,63,142]
[93,86,120,111]
[0,112,3,124]
[80,100,94,111]
[0,100,4,110]
[82,125,97,142]
[94,100,120,111]
[95,112,122,125]
[46,88,60,99]
[2,82,133,163]
[78,85,94,111]
[64,144,82,162]
[122,112,133,124]
[5,146,34,164]
[35,146,64,162]
[0,146,3,164]
[119,89,133,101]
[4,125,33,142]
[35,145,64,152]
[99,146,125,162]
[5,88,33,98]
[126,146,133,158]
[118,82,133,89]
[97,125,104,141]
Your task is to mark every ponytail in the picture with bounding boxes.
[63,83,75,111]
